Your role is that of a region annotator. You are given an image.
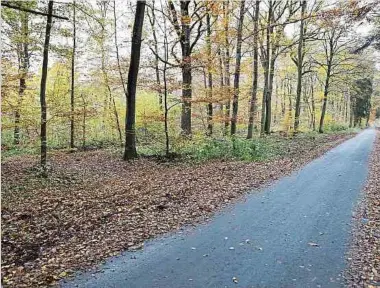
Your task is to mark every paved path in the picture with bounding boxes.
[62,129,376,288]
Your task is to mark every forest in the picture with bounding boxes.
[1,0,380,287]
[1,0,379,166]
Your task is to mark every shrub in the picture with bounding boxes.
[324,122,349,132]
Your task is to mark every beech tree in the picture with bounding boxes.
[70,0,76,148]
[316,26,348,133]
[222,0,231,133]
[230,0,245,135]
[293,0,306,132]
[247,0,260,139]
[205,1,213,136]
[124,0,146,160]
[167,0,205,135]
[259,0,299,135]
[40,1,54,175]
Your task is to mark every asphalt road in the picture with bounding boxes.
[62,129,376,288]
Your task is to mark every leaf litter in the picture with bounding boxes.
[1,133,353,287]
[345,129,380,287]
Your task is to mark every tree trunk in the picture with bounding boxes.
[261,70,268,136]
[281,79,286,117]
[223,0,231,134]
[163,34,170,156]
[264,1,276,135]
[108,85,123,144]
[265,51,275,134]
[349,102,354,128]
[230,0,245,135]
[181,63,192,135]
[14,11,29,145]
[311,81,316,130]
[247,0,260,139]
[319,66,331,133]
[206,6,213,136]
[80,93,86,149]
[102,56,122,145]
[274,78,278,124]
[288,80,293,132]
[366,111,370,127]
[302,84,311,128]
[217,47,224,118]
[260,0,272,136]
[124,0,146,160]
[180,1,192,135]
[40,0,54,175]
[293,0,306,132]
[345,90,350,123]
[70,0,76,148]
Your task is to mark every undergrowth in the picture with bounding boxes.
[2,128,358,162]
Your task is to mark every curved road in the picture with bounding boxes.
[62,129,376,288]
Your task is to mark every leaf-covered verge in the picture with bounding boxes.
[346,129,380,288]
[1,133,354,287]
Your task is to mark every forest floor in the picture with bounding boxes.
[345,129,380,287]
[1,132,356,287]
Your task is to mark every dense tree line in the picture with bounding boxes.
[1,0,379,171]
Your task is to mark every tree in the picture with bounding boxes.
[263,1,299,135]
[205,1,213,136]
[230,0,245,135]
[313,1,370,133]
[147,0,182,155]
[247,0,260,139]
[40,0,54,175]
[293,0,306,132]
[259,0,273,135]
[317,26,348,133]
[167,0,205,135]
[222,0,231,134]
[15,9,29,145]
[124,0,146,160]
[162,15,171,156]
[70,0,76,148]
[351,78,373,127]
[1,2,35,145]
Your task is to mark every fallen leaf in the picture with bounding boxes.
[308,242,319,247]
